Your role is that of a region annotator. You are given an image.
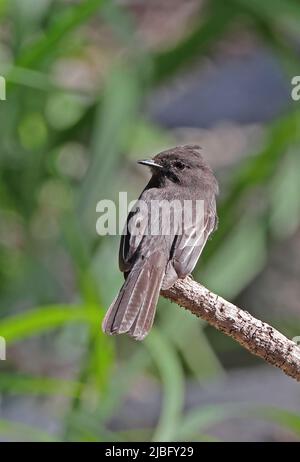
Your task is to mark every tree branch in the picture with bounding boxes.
[161,276,300,382]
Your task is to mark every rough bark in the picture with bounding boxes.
[161,276,300,382]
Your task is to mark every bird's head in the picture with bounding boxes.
[138,145,218,192]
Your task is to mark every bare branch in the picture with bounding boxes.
[161,276,300,382]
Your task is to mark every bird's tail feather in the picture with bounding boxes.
[102,252,166,340]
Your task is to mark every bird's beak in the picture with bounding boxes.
[137,159,162,169]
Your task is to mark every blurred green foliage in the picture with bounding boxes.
[0,0,300,442]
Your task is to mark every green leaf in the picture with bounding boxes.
[176,404,237,441]
[0,304,100,343]
[269,149,300,239]
[202,216,267,299]
[203,111,300,263]
[146,328,185,442]
[235,0,300,22]
[78,64,142,235]
[0,372,78,397]
[160,300,224,380]
[250,406,300,438]
[16,0,107,68]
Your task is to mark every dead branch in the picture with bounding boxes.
[161,276,300,382]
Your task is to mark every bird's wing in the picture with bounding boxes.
[119,189,175,273]
[164,196,217,287]
[119,190,159,273]
[119,203,147,273]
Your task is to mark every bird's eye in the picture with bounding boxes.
[174,161,185,170]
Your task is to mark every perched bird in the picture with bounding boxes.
[102,145,219,340]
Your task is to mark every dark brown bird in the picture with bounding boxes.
[102,145,219,340]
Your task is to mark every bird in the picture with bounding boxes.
[102,145,219,340]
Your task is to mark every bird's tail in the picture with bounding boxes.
[102,252,166,340]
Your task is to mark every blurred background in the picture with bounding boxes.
[0,0,300,442]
